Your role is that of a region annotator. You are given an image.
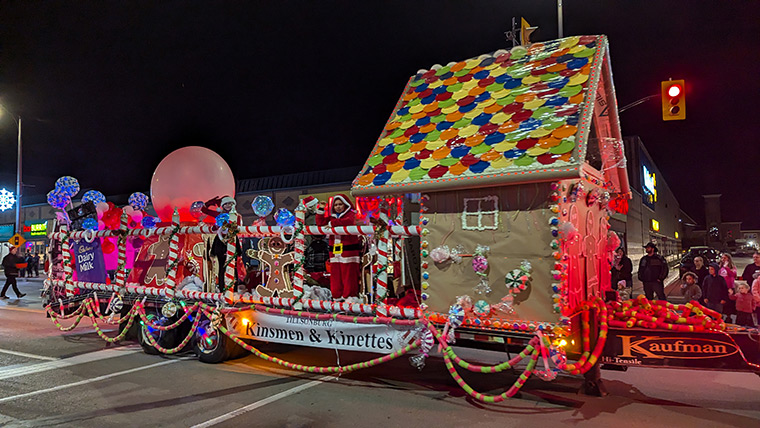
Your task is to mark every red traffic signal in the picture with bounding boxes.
[667,84,682,98]
[661,79,686,121]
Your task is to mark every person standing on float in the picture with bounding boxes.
[316,194,361,301]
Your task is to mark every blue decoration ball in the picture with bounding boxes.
[141,216,157,229]
[55,176,80,198]
[189,201,205,219]
[47,189,70,209]
[81,190,106,205]
[215,213,230,227]
[82,218,98,230]
[274,208,295,226]
[251,195,274,217]
[128,192,149,210]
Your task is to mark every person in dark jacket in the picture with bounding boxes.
[1,246,26,299]
[703,262,728,315]
[611,248,633,300]
[638,242,668,301]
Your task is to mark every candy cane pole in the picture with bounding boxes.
[61,223,74,296]
[375,210,390,300]
[164,208,181,293]
[292,203,306,299]
[223,209,238,305]
[115,212,129,289]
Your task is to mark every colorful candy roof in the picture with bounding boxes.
[353,35,610,195]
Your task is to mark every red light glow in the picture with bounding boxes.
[667,84,682,98]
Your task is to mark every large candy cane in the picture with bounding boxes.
[375,211,390,300]
[291,203,306,298]
[222,210,239,305]
[114,212,129,288]
[164,208,182,292]
[60,223,74,296]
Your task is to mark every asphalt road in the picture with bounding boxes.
[1,273,759,427]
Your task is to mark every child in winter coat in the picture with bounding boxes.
[680,272,702,302]
[729,281,756,327]
[703,263,729,315]
[316,194,361,302]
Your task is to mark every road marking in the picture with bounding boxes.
[0,358,188,404]
[0,348,58,362]
[191,375,332,428]
[0,346,141,380]
[0,306,46,314]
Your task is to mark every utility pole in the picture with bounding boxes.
[15,116,22,235]
[558,0,564,38]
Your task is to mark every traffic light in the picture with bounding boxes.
[661,79,685,121]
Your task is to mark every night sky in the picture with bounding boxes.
[1,1,758,227]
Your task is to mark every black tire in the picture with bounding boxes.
[194,316,247,363]
[194,317,229,363]
[138,313,177,355]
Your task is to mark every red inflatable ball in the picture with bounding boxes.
[102,239,116,254]
[150,146,236,222]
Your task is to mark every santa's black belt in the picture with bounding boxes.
[332,243,361,254]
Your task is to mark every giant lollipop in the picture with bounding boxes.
[150,146,235,222]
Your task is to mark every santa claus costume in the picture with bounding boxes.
[316,194,361,300]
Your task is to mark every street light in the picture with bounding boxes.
[0,104,22,236]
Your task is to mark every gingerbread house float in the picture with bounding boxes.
[353,35,630,331]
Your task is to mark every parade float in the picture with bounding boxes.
[43,35,759,401]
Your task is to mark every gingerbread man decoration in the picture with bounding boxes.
[255,237,296,298]
[144,235,171,286]
[583,210,599,293]
[565,205,584,310]
[595,215,612,296]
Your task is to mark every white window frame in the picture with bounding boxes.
[461,196,499,231]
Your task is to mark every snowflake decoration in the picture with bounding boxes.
[0,189,16,211]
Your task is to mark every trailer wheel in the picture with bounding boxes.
[194,316,247,363]
[138,313,177,355]
[194,318,229,363]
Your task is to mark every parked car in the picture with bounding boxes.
[679,246,721,275]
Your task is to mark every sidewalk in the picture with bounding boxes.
[0,274,46,310]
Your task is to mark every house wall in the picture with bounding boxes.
[422,183,559,323]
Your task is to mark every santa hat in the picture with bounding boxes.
[221,196,236,207]
[331,194,353,218]
[302,196,319,210]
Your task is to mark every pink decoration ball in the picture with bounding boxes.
[150,146,235,222]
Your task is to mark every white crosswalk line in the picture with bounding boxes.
[191,375,332,427]
[0,348,57,361]
[0,358,189,404]
[0,346,141,380]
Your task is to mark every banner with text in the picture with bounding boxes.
[72,239,107,283]
[229,311,421,354]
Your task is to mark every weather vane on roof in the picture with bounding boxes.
[505,17,538,47]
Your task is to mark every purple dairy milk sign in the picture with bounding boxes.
[72,239,107,283]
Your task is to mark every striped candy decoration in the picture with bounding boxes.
[291,203,306,298]
[60,224,74,296]
[375,212,390,300]
[114,212,129,288]
[164,208,182,290]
